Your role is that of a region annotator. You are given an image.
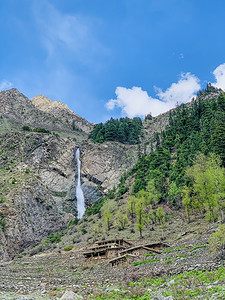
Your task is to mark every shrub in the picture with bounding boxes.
[34,127,50,134]
[42,233,61,245]
[0,196,6,203]
[22,125,31,131]
[0,212,6,232]
[81,228,87,235]
[64,245,73,251]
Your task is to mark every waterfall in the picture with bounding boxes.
[75,148,85,219]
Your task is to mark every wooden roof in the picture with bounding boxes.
[144,242,170,248]
[83,245,125,256]
[88,243,121,251]
[120,245,161,255]
[108,254,137,264]
[95,239,133,245]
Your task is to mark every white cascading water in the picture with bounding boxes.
[76,148,85,219]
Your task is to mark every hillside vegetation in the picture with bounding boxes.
[85,86,225,240]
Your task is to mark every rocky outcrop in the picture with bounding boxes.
[31,95,93,134]
[141,112,170,154]
[81,141,139,191]
[0,89,91,141]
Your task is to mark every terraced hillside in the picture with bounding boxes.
[0,224,224,299]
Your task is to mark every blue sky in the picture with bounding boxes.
[1,0,225,123]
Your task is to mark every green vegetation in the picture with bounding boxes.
[22,125,51,134]
[118,87,225,225]
[85,197,105,216]
[133,258,159,266]
[163,246,188,253]
[209,224,225,256]
[22,125,31,131]
[90,266,225,299]
[0,212,6,232]
[183,153,225,222]
[0,196,6,203]
[90,117,142,144]
[34,127,50,134]
[63,245,73,251]
[114,208,129,230]
[188,244,207,252]
[25,168,30,174]
[67,218,78,228]
[42,233,61,245]
[102,200,116,231]
[165,256,173,264]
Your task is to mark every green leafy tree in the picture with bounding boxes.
[186,153,225,222]
[168,182,181,207]
[127,195,137,219]
[182,186,193,223]
[156,206,165,225]
[187,154,217,221]
[92,224,101,241]
[115,209,129,230]
[156,206,166,239]
[136,197,146,239]
[146,179,160,204]
[144,205,156,233]
[208,224,225,257]
[101,201,116,231]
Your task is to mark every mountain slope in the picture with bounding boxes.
[0,86,224,262]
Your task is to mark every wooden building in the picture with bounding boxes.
[83,239,133,261]
[83,239,169,263]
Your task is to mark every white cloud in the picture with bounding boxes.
[106,87,160,118]
[156,73,200,105]
[212,63,225,91]
[0,80,13,91]
[106,73,201,118]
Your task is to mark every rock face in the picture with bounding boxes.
[81,141,139,191]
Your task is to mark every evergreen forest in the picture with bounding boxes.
[90,117,142,144]
[129,86,225,225]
